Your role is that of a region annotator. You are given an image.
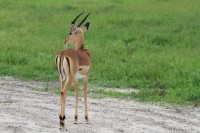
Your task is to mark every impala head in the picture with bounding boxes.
[64,12,91,46]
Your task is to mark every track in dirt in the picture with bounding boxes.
[0,77,200,133]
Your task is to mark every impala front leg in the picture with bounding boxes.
[83,76,90,124]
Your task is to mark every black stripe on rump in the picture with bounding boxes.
[55,56,61,74]
[65,57,70,74]
[56,56,64,80]
[55,56,58,65]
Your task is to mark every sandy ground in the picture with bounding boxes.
[0,77,200,133]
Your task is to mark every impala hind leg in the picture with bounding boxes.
[59,91,66,130]
[59,77,73,130]
[83,76,90,124]
[74,79,79,124]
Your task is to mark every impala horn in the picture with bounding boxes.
[77,12,91,27]
[71,12,84,26]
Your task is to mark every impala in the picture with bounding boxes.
[55,12,91,130]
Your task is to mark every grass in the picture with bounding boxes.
[0,0,200,105]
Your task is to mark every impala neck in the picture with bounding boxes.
[75,34,84,50]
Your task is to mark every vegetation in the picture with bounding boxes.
[0,0,200,105]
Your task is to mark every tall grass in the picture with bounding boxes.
[0,0,200,105]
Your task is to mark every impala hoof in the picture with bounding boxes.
[74,115,78,124]
[85,116,90,124]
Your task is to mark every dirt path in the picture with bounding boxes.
[0,77,200,133]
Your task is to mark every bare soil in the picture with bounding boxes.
[0,77,200,133]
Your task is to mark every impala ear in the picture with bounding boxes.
[82,22,90,32]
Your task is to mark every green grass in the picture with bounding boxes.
[1,0,200,105]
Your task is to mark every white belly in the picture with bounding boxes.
[75,72,86,79]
